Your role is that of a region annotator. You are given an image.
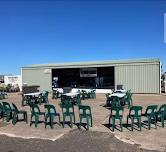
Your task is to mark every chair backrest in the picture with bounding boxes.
[145,105,158,115]
[126,90,131,94]
[111,96,120,108]
[42,91,49,97]
[61,95,72,104]
[129,106,142,117]
[62,103,74,115]
[44,104,56,114]
[79,105,91,117]
[159,104,166,111]
[2,102,12,111]
[0,102,4,111]
[126,92,132,99]
[158,104,166,113]
[111,106,123,118]
[12,103,19,112]
[31,104,40,113]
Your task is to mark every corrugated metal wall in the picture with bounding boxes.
[22,68,52,91]
[115,63,160,93]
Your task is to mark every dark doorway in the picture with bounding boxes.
[52,67,114,89]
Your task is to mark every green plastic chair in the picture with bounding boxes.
[73,94,81,106]
[44,104,61,128]
[52,90,56,99]
[111,96,121,108]
[12,103,28,125]
[91,89,96,99]
[42,91,49,104]
[30,104,45,127]
[125,92,133,109]
[52,90,57,99]
[61,103,75,128]
[0,92,3,100]
[0,102,4,118]
[127,106,142,131]
[109,106,123,132]
[0,91,7,99]
[22,95,32,106]
[35,93,43,105]
[142,105,158,129]
[156,104,166,127]
[79,105,92,130]
[81,90,89,100]
[2,102,14,122]
[52,90,62,99]
[60,95,71,105]
[89,90,96,99]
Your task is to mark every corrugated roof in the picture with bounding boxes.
[22,58,160,69]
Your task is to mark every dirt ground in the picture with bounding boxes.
[0,93,166,152]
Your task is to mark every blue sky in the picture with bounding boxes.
[0,0,166,74]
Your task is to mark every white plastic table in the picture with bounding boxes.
[109,93,126,98]
[24,92,42,97]
[114,89,126,93]
[63,92,80,98]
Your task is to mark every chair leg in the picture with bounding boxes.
[148,116,151,130]
[73,114,76,124]
[87,116,89,130]
[12,113,17,125]
[161,116,164,128]
[120,118,123,132]
[128,101,130,109]
[30,115,33,126]
[70,115,73,128]
[58,115,61,126]
[154,116,157,129]
[139,117,142,131]
[35,115,39,127]
[45,116,47,128]
[112,117,115,132]
[126,115,129,129]
[131,118,134,131]
[109,115,111,127]
[51,116,54,129]
[90,116,92,127]
[79,117,82,129]
[25,112,28,124]
[62,115,65,128]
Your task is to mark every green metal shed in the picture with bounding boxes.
[22,58,161,93]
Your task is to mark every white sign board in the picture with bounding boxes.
[44,69,51,74]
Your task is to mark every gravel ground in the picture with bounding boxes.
[0,130,157,152]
